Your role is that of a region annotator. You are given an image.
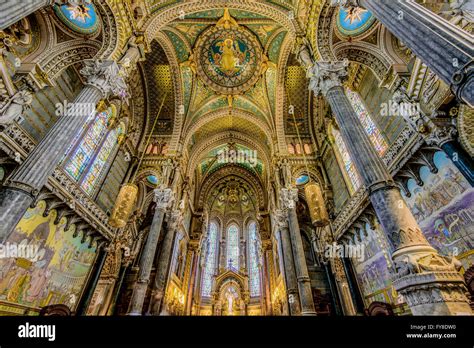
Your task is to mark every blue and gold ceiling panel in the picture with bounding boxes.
[336,7,376,37]
[53,2,99,34]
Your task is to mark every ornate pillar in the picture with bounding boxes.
[280,188,317,316]
[239,236,246,273]
[185,240,199,315]
[148,207,182,315]
[333,0,474,106]
[0,0,53,30]
[340,256,365,314]
[274,208,301,315]
[219,239,226,271]
[332,257,357,315]
[127,187,174,315]
[76,243,108,315]
[262,240,273,315]
[310,60,472,315]
[0,60,127,242]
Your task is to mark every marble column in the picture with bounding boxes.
[333,0,474,106]
[239,237,246,273]
[106,263,129,315]
[340,256,365,314]
[323,261,343,316]
[274,208,301,315]
[185,241,199,315]
[148,208,182,315]
[76,244,108,315]
[0,60,127,242]
[127,187,174,315]
[310,60,472,315]
[281,188,317,316]
[0,0,52,30]
[262,240,273,315]
[219,239,226,271]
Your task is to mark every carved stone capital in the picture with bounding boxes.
[309,60,349,96]
[425,125,457,147]
[80,60,128,99]
[153,187,174,210]
[279,187,298,210]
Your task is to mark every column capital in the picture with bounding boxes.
[309,60,349,97]
[279,187,298,210]
[80,59,128,99]
[425,124,457,147]
[153,187,174,210]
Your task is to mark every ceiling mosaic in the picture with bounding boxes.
[199,143,264,179]
[192,11,264,95]
[152,6,291,147]
[53,2,99,34]
[143,41,176,135]
[336,7,376,37]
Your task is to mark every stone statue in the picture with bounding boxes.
[0,90,32,125]
[295,37,314,75]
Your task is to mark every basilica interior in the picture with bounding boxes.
[0,0,473,317]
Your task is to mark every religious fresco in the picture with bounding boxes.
[0,201,96,311]
[351,225,397,305]
[336,7,376,37]
[402,151,474,270]
[53,2,99,35]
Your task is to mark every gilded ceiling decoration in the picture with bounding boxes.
[188,9,266,95]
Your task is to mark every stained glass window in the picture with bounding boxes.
[346,88,388,156]
[248,221,261,297]
[64,110,108,180]
[226,224,239,271]
[80,127,118,194]
[63,107,120,196]
[201,222,218,297]
[332,126,362,192]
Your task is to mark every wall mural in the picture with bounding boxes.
[403,151,474,270]
[350,151,473,308]
[0,201,96,312]
[351,224,397,305]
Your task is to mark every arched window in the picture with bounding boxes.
[226,224,239,271]
[345,88,388,156]
[63,107,121,196]
[248,221,261,297]
[331,125,362,192]
[201,222,218,297]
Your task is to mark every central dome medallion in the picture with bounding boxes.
[192,9,264,95]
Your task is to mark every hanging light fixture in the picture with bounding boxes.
[109,183,139,228]
[304,182,329,227]
[108,93,168,228]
